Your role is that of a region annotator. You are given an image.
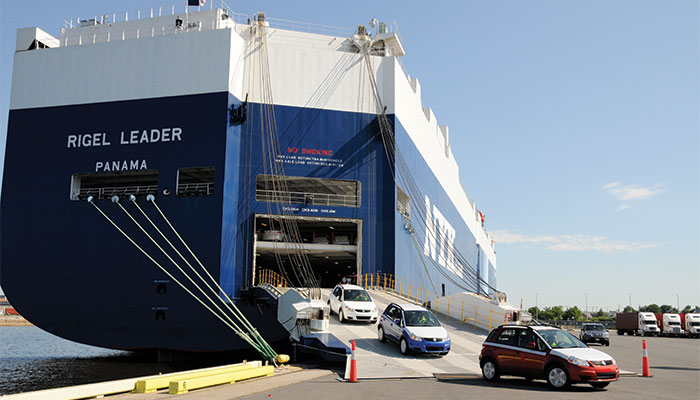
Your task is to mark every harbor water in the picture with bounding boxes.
[0,325,247,396]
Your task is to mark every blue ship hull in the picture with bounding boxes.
[1,92,394,351]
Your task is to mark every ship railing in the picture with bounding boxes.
[177,182,214,197]
[255,189,360,208]
[63,1,246,30]
[60,2,249,47]
[262,17,352,38]
[74,185,158,201]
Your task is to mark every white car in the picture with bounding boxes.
[327,284,379,323]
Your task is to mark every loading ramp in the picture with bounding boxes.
[323,288,486,379]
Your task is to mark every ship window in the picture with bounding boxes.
[397,186,410,218]
[70,170,158,201]
[255,175,360,208]
[177,167,215,197]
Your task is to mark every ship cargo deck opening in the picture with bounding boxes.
[253,215,361,288]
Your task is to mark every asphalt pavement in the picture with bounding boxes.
[234,332,699,400]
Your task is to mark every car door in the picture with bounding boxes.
[330,287,341,313]
[385,306,402,341]
[516,329,548,378]
[492,328,520,374]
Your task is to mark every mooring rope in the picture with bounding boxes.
[88,196,277,361]
[144,197,278,358]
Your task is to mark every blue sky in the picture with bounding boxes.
[1,1,698,310]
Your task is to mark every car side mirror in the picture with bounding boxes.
[394,319,401,326]
[527,342,537,350]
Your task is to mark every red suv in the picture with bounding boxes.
[479,324,618,389]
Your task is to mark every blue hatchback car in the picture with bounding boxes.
[377,303,451,355]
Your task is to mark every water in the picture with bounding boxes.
[0,325,248,396]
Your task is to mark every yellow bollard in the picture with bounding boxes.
[474,306,478,329]
[447,297,451,320]
[435,295,439,315]
[461,302,464,324]
[383,274,386,291]
[489,310,493,332]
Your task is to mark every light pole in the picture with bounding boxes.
[629,293,632,308]
[585,293,588,314]
[536,293,539,320]
[677,294,680,312]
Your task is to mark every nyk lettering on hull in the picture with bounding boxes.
[423,196,463,279]
[67,127,182,148]
[96,159,147,172]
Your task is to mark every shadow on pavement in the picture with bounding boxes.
[437,377,610,392]
[652,366,700,371]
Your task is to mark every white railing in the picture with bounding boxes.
[74,185,158,201]
[63,1,244,30]
[61,20,223,47]
[255,189,360,208]
[262,16,352,38]
[177,182,214,196]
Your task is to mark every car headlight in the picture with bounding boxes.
[344,306,352,312]
[566,355,590,367]
[444,332,450,341]
[610,358,616,366]
[407,332,421,341]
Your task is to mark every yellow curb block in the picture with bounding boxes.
[169,365,275,394]
[133,360,262,393]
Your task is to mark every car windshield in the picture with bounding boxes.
[538,329,587,349]
[692,322,700,327]
[584,325,604,331]
[644,320,657,325]
[343,289,371,302]
[404,310,441,327]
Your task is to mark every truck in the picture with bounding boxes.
[654,313,685,336]
[616,312,660,336]
[681,313,700,338]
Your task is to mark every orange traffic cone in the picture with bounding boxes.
[642,339,651,377]
[349,339,358,382]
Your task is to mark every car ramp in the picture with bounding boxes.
[324,289,486,379]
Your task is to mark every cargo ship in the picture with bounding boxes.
[1,2,498,353]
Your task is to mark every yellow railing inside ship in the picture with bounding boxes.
[357,272,510,332]
[257,269,288,289]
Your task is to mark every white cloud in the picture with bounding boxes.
[602,182,665,201]
[491,229,660,253]
[616,205,631,211]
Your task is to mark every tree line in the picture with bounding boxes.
[527,304,698,322]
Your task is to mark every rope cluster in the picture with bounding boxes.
[89,195,279,363]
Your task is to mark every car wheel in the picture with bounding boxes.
[339,310,345,323]
[546,365,570,389]
[400,337,410,355]
[590,382,610,389]
[481,359,500,381]
[605,341,610,346]
[327,301,333,315]
[378,326,386,343]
